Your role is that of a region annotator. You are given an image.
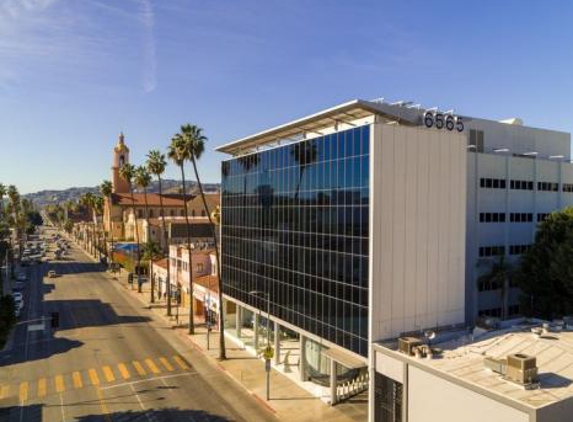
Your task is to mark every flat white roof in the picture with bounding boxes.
[375,323,573,409]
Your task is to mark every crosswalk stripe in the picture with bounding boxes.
[19,382,28,402]
[88,368,100,386]
[0,385,9,400]
[117,363,130,380]
[38,378,47,398]
[102,366,115,383]
[159,357,174,372]
[173,355,190,370]
[73,371,83,389]
[55,375,65,393]
[145,358,160,374]
[132,361,147,376]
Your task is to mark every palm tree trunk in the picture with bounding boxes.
[130,188,141,291]
[142,186,153,303]
[191,157,226,359]
[108,195,115,268]
[157,176,172,316]
[179,165,194,335]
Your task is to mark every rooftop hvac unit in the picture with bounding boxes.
[398,337,423,356]
[506,354,538,385]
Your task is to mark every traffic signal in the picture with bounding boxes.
[51,312,59,328]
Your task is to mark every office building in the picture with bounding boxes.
[216,98,573,420]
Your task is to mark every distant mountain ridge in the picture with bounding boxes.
[24,180,220,208]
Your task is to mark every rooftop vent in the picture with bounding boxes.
[398,337,423,356]
[506,353,538,386]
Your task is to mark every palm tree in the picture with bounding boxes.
[478,256,515,320]
[93,196,104,261]
[0,184,6,220]
[291,141,317,201]
[168,134,195,334]
[180,123,226,359]
[80,193,96,256]
[119,163,141,288]
[135,166,153,296]
[147,150,172,315]
[142,241,162,298]
[100,180,114,266]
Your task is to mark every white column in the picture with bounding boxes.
[253,313,259,350]
[236,305,242,338]
[330,358,337,406]
[274,321,280,365]
[299,335,307,381]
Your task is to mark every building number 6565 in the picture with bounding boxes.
[423,112,464,132]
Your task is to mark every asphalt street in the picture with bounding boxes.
[0,227,274,422]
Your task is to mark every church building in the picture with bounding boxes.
[103,133,189,241]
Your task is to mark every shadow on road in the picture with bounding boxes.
[1,337,83,367]
[0,404,234,422]
[46,299,152,330]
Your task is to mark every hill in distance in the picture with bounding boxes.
[25,180,220,208]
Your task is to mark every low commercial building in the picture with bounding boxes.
[373,320,573,422]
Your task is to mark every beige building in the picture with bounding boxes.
[373,319,573,422]
[103,133,219,242]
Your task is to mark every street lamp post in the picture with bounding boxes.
[249,290,272,400]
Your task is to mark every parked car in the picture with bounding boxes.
[16,272,26,281]
[14,281,25,290]
[48,270,57,278]
[12,292,24,309]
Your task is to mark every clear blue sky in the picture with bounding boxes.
[1,0,572,194]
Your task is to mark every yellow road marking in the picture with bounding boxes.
[73,371,83,389]
[102,366,115,383]
[145,358,160,374]
[88,368,100,386]
[132,360,146,376]
[55,375,65,393]
[19,382,28,402]
[0,385,9,400]
[159,357,174,372]
[38,378,47,398]
[117,363,130,380]
[173,355,189,370]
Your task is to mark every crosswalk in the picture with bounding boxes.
[0,355,192,403]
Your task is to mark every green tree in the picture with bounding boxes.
[100,180,114,265]
[516,207,573,318]
[180,123,226,359]
[147,150,172,313]
[119,163,141,284]
[168,134,195,334]
[0,184,6,220]
[477,256,515,320]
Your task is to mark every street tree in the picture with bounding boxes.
[147,150,172,313]
[180,123,226,359]
[516,207,573,318]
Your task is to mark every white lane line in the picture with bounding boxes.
[99,372,196,390]
[129,384,154,422]
[59,392,67,422]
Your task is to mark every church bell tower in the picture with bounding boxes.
[111,132,131,193]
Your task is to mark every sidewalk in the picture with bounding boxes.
[76,241,368,422]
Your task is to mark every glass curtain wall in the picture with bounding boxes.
[221,125,370,356]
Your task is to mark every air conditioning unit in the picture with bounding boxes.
[398,337,423,356]
[506,353,538,385]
